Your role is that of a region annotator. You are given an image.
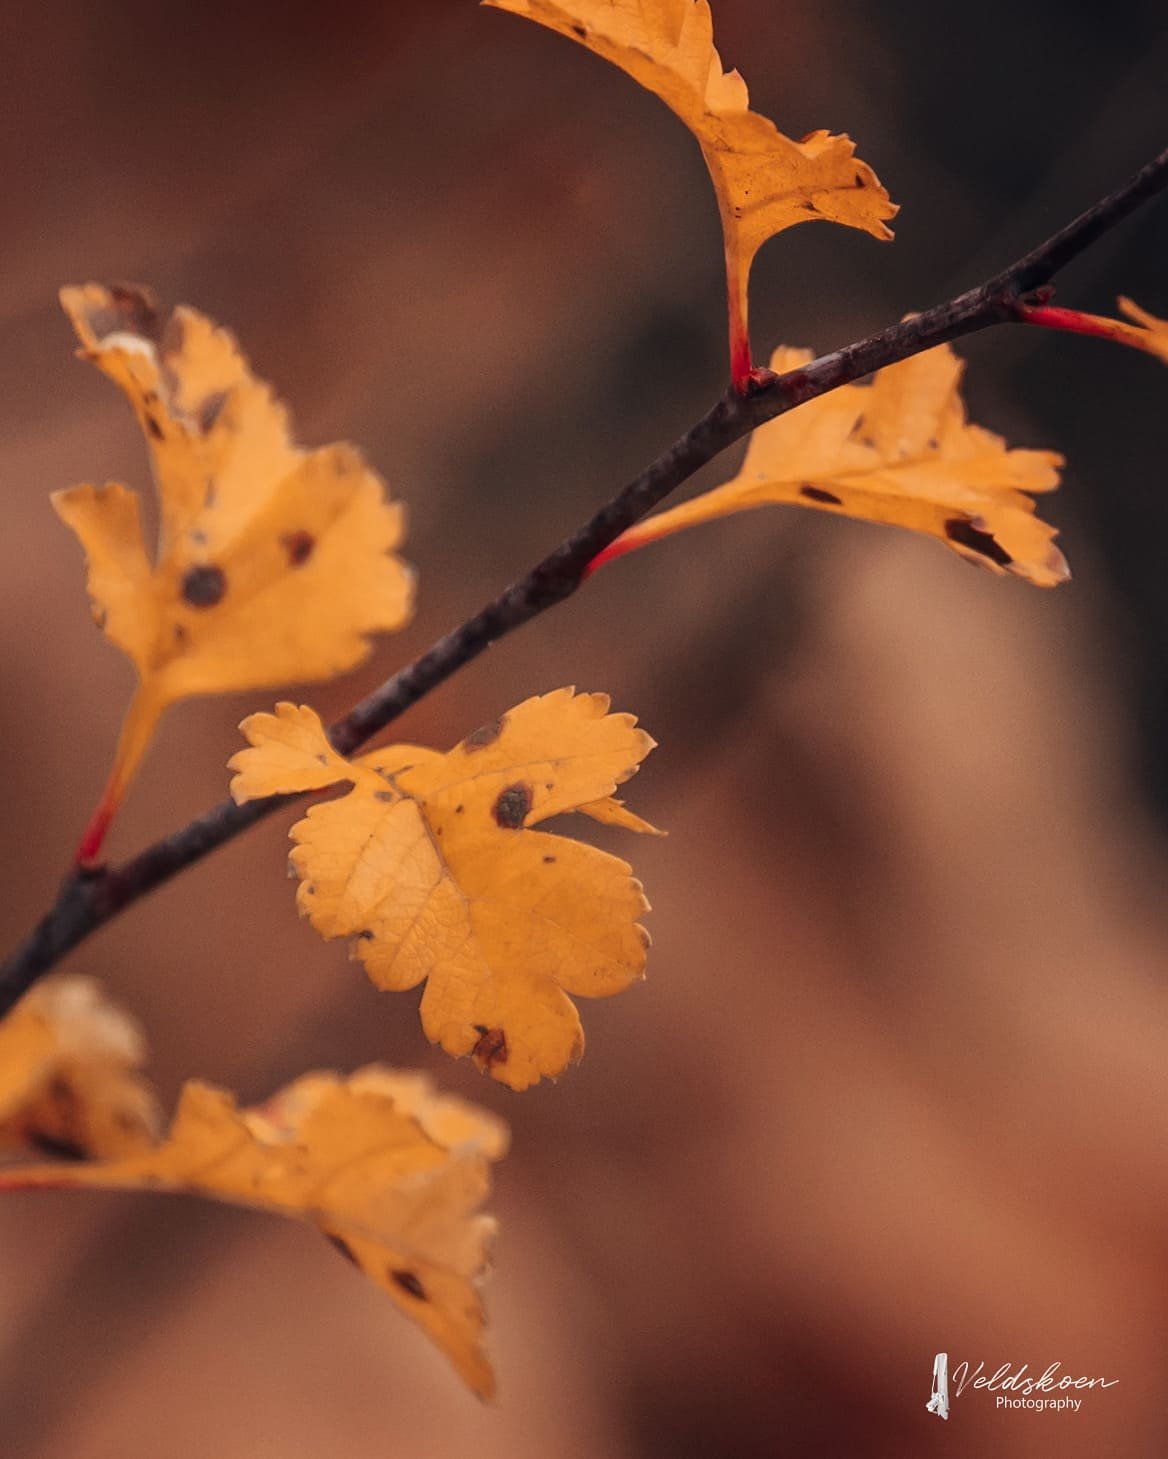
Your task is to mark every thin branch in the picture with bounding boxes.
[1,142,1165,1016]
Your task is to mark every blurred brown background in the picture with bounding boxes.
[3,1,1168,1455]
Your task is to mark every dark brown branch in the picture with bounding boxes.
[1,142,1165,1015]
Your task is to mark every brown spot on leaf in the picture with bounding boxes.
[944,516,1014,568]
[180,563,227,609]
[281,529,315,567]
[800,485,843,505]
[391,1269,428,1301]
[28,1131,88,1162]
[472,1024,508,1070]
[173,623,187,644]
[374,790,394,803]
[464,716,505,751]
[455,804,464,814]
[327,1234,359,1267]
[356,929,375,941]
[144,413,164,441]
[493,782,532,829]
[570,22,586,36]
[196,391,227,433]
[543,854,556,864]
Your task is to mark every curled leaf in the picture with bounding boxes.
[484,0,896,384]
[595,343,1067,586]
[230,690,659,1090]
[0,1054,507,1399]
[0,977,159,1160]
[54,283,415,858]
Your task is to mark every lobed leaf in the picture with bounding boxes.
[0,994,507,1399]
[484,0,896,381]
[230,691,659,1090]
[597,343,1068,585]
[53,284,415,847]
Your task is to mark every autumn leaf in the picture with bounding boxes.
[484,0,896,386]
[0,1052,508,1399]
[54,283,415,861]
[1116,297,1168,361]
[229,690,659,1091]
[0,977,159,1160]
[591,343,1068,586]
[1017,295,1168,366]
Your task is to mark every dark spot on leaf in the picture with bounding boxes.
[374,790,394,803]
[944,516,1014,568]
[570,22,586,36]
[281,529,315,567]
[144,413,164,441]
[28,1131,88,1162]
[464,716,505,751]
[853,173,866,187]
[455,804,464,814]
[180,563,227,609]
[800,199,820,213]
[800,485,843,505]
[543,855,556,864]
[391,1269,428,1301]
[196,391,227,433]
[92,607,107,630]
[315,753,329,766]
[927,437,939,450]
[472,1025,508,1070]
[173,623,187,643]
[356,929,375,941]
[493,782,532,829]
[327,1234,359,1267]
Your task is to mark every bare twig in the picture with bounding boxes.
[1,142,1165,1016]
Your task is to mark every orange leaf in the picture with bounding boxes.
[230,691,659,1090]
[53,284,415,854]
[484,0,896,384]
[598,343,1068,586]
[0,977,159,1160]
[0,1051,507,1399]
[1115,297,1168,363]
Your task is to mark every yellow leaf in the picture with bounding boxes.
[54,284,415,857]
[484,0,896,383]
[229,690,658,1090]
[1116,297,1168,363]
[0,1061,508,1400]
[0,978,159,1160]
[597,343,1068,586]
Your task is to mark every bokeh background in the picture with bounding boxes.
[3,1,1168,1454]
